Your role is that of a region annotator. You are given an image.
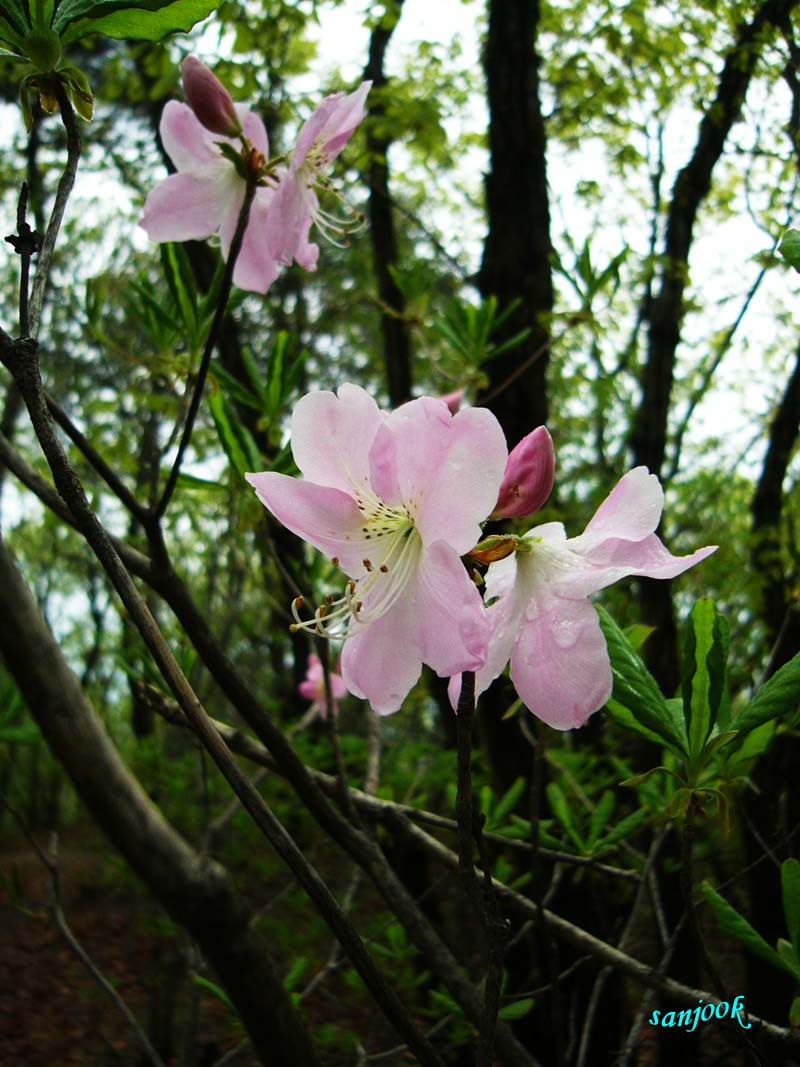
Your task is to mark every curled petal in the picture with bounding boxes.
[572,467,664,553]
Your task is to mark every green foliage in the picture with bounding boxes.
[702,868,800,991]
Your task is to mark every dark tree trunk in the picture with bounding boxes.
[477,0,553,443]
[363,1,412,406]
[0,534,319,1067]
[631,0,798,693]
[474,0,554,793]
[751,340,800,673]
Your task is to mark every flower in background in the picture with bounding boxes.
[246,383,507,715]
[266,82,371,271]
[141,57,279,294]
[299,653,347,720]
[450,467,716,730]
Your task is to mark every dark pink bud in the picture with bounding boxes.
[439,389,464,414]
[181,56,242,137]
[492,426,555,520]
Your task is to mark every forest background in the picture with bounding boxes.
[0,0,800,1065]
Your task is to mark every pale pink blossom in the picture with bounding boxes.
[299,654,347,720]
[492,426,555,520]
[246,384,507,715]
[180,56,242,137]
[439,390,465,415]
[140,70,278,294]
[450,467,716,730]
[266,82,371,271]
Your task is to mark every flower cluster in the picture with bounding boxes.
[248,386,716,729]
[141,57,369,294]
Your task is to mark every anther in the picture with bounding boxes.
[363,559,372,572]
[379,564,389,573]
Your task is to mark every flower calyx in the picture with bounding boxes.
[466,535,519,566]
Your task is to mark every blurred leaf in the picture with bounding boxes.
[733,652,800,737]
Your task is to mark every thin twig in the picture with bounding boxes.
[28,84,81,338]
[154,175,258,521]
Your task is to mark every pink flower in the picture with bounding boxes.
[450,467,716,731]
[246,384,507,715]
[299,654,347,720]
[439,390,465,415]
[266,82,371,271]
[180,57,242,137]
[491,426,555,520]
[140,68,278,294]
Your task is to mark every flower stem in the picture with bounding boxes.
[153,175,258,521]
[28,82,81,339]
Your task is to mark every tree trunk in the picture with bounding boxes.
[477,0,553,442]
[474,0,554,793]
[631,0,798,692]
[751,339,800,674]
[0,534,319,1067]
[364,1,412,406]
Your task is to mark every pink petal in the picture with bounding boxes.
[220,188,280,295]
[368,423,402,506]
[290,385,384,493]
[510,594,612,730]
[266,172,319,269]
[140,172,236,243]
[341,603,421,715]
[448,579,523,711]
[239,104,269,159]
[572,467,664,553]
[416,542,490,677]
[409,404,507,552]
[160,100,223,171]
[581,534,718,586]
[294,82,370,168]
[245,471,374,576]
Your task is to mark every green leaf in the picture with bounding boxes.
[498,998,535,1021]
[681,599,727,758]
[596,606,687,755]
[586,790,615,851]
[192,974,234,1011]
[58,0,218,43]
[779,229,800,273]
[489,777,526,829]
[160,243,197,340]
[701,883,796,976]
[790,996,800,1029]
[604,697,666,746]
[546,782,583,851]
[776,939,800,981]
[208,389,261,479]
[623,623,654,654]
[733,652,800,737]
[593,807,647,852]
[283,956,309,993]
[0,0,31,37]
[782,859,800,961]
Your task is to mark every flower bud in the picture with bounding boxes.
[181,57,242,137]
[491,426,555,520]
[439,390,464,414]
